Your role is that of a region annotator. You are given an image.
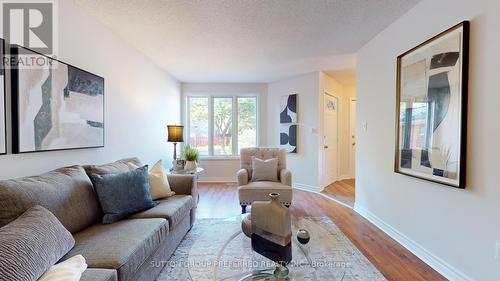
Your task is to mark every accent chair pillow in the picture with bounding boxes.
[0,205,75,281]
[90,165,158,224]
[251,157,279,182]
[127,160,175,200]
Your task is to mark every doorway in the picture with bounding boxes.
[321,93,356,208]
[322,92,339,186]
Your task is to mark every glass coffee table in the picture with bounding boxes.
[188,216,348,281]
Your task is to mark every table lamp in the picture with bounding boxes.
[167,125,184,170]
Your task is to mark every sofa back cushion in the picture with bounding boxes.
[240,148,287,180]
[0,205,75,281]
[83,157,143,177]
[0,166,101,233]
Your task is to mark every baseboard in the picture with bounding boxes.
[198,177,236,183]
[354,204,473,281]
[292,183,322,192]
[338,174,353,181]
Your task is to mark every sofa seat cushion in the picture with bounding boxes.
[130,195,194,228]
[80,269,117,281]
[238,182,293,204]
[63,218,168,281]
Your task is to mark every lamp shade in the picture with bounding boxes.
[167,125,184,142]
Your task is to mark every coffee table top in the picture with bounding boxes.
[188,216,348,281]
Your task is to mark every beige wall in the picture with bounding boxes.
[356,0,500,280]
[0,0,180,179]
[181,83,267,182]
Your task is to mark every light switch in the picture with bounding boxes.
[362,122,368,132]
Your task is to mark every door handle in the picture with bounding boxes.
[324,146,329,149]
[352,142,356,146]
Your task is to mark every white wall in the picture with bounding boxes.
[356,0,500,280]
[181,83,267,182]
[0,0,180,179]
[267,72,321,189]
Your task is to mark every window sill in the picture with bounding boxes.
[199,156,240,161]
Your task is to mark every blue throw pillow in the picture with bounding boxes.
[90,165,158,224]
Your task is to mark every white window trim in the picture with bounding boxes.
[185,93,259,158]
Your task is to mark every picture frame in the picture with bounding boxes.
[0,38,6,155]
[11,45,105,154]
[279,93,298,153]
[395,21,469,188]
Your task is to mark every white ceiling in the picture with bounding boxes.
[73,0,420,84]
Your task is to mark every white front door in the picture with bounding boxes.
[323,93,339,186]
[349,99,357,178]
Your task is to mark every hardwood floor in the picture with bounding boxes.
[321,179,356,207]
[196,182,446,281]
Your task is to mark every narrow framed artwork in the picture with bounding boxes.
[280,93,297,124]
[395,21,469,188]
[279,93,298,153]
[11,45,105,153]
[0,39,6,155]
[280,124,297,153]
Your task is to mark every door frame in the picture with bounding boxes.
[322,92,340,188]
[349,97,357,178]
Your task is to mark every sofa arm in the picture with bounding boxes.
[237,169,249,186]
[280,169,292,186]
[167,174,199,204]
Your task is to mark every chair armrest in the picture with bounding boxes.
[167,174,199,204]
[280,169,292,186]
[237,169,249,186]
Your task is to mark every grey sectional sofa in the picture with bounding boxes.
[0,158,198,281]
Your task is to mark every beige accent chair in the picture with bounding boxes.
[237,148,293,213]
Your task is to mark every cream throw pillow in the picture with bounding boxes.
[38,255,87,281]
[251,157,279,182]
[127,160,175,200]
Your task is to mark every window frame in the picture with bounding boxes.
[185,93,259,159]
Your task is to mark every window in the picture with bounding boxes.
[187,95,258,157]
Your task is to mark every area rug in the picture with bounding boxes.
[156,217,386,281]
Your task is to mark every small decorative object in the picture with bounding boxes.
[183,145,199,171]
[167,125,184,171]
[251,193,292,278]
[173,159,185,171]
[11,46,104,153]
[395,21,469,188]
[297,229,310,245]
[0,38,6,155]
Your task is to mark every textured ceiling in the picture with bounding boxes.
[73,0,420,83]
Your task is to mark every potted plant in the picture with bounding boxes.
[183,145,199,171]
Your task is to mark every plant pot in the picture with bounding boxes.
[184,161,197,171]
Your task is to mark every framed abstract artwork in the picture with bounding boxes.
[395,21,469,188]
[280,124,297,153]
[0,39,5,155]
[11,46,105,153]
[279,93,297,153]
[280,93,297,123]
